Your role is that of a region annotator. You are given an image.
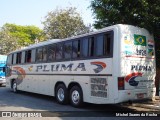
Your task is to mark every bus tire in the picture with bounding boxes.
[12,80,18,93]
[70,86,83,107]
[55,84,68,104]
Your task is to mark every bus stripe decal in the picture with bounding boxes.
[11,73,112,76]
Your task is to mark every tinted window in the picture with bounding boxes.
[104,33,111,56]
[72,40,80,58]
[36,47,47,62]
[16,52,22,64]
[56,43,63,60]
[88,37,94,57]
[64,41,72,59]
[43,47,47,61]
[48,44,56,61]
[81,38,89,57]
[95,35,104,56]
[36,48,43,62]
[25,50,31,63]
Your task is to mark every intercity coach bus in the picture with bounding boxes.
[6,24,156,107]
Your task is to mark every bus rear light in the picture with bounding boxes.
[118,77,125,90]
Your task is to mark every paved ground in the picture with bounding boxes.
[0,86,159,120]
[122,96,160,111]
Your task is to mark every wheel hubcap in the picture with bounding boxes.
[57,88,64,101]
[13,82,17,92]
[72,90,80,104]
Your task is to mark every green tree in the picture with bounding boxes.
[0,23,45,54]
[90,0,160,95]
[90,0,160,66]
[2,23,45,46]
[0,30,19,54]
[90,0,160,31]
[42,7,90,39]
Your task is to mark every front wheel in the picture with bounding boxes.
[12,80,18,93]
[70,86,83,107]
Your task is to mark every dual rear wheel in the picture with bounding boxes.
[11,81,83,107]
[55,84,83,107]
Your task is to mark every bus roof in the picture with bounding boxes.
[8,24,148,54]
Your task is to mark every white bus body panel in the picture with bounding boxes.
[114,25,156,103]
[6,24,156,104]
[7,58,115,104]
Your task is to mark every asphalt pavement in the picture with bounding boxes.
[0,86,160,120]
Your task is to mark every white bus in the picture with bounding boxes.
[6,24,156,107]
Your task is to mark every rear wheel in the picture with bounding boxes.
[55,84,68,104]
[70,86,83,107]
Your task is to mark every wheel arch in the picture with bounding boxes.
[54,81,67,95]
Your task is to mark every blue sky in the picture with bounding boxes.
[0,0,94,28]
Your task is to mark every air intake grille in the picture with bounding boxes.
[90,78,108,98]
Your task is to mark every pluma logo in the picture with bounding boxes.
[125,72,142,86]
[90,62,106,73]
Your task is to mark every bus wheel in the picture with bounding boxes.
[70,86,83,107]
[56,84,68,104]
[12,80,18,93]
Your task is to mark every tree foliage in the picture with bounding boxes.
[0,23,45,54]
[90,0,160,67]
[42,7,90,39]
[0,30,19,54]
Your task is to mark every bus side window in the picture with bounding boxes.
[104,33,112,56]
[36,48,43,62]
[16,52,22,64]
[25,50,32,63]
[88,37,94,57]
[64,41,72,59]
[72,40,80,58]
[81,38,89,57]
[48,44,56,61]
[43,47,47,61]
[36,47,47,62]
[56,43,63,60]
[95,34,104,56]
